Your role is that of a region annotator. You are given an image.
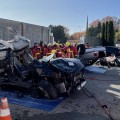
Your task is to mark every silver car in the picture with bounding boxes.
[81,46,106,66]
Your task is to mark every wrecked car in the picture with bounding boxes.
[0,28,86,99]
[77,44,106,66]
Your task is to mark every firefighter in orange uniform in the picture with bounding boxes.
[43,44,49,56]
[70,44,78,57]
[34,46,41,59]
[65,42,74,58]
[31,43,38,57]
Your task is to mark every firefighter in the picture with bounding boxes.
[46,43,52,56]
[31,43,39,57]
[65,42,74,58]
[34,46,41,59]
[43,44,49,56]
[77,44,86,56]
[70,44,78,57]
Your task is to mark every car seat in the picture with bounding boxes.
[13,57,30,81]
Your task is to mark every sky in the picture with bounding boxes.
[0,0,120,34]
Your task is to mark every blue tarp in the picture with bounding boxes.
[0,91,64,111]
[85,66,107,73]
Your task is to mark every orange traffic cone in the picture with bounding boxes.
[0,97,12,120]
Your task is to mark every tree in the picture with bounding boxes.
[70,31,86,40]
[64,26,70,39]
[101,16,118,30]
[108,21,114,46]
[101,21,115,46]
[87,26,96,36]
[89,19,100,27]
[105,21,108,43]
[115,31,120,41]
[101,23,106,46]
[96,22,101,38]
[49,25,69,43]
[87,21,101,38]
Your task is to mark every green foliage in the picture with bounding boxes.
[87,22,101,38]
[101,23,106,46]
[88,16,119,46]
[115,31,120,41]
[87,26,96,36]
[105,21,108,42]
[49,25,69,43]
[108,21,114,46]
[101,21,115,46]
[96,22,101,37]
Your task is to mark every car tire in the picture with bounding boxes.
[31,80,58,99]
[115,59,120,66]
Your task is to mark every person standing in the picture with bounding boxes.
[77,44,86,56]
[85,43,90,48]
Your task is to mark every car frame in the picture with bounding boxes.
[81,46,106,66]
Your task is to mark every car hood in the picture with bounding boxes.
[50,58,84,74]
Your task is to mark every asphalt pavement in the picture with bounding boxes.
[8,66,120,120]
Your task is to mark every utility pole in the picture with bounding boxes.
[86,16,88,35]
[86,16,89,44]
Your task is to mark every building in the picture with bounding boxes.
[0,18,51,46]
[80,32,86,44]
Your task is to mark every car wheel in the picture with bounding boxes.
[31,80,58,99]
